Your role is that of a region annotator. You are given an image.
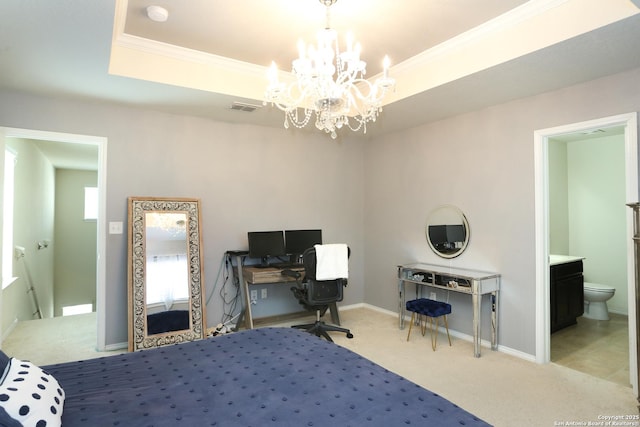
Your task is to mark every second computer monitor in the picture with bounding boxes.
[285,229,322,259]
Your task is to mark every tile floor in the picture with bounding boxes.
[551,313,630,387]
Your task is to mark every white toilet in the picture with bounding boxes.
[583,282,616,320]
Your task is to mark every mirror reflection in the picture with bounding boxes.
[128,197,206,351]
[145,212,190,334]
[426,205,470,258]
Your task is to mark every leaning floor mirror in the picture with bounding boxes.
[128,197,206,351]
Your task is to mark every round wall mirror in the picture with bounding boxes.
[426,205,470,259]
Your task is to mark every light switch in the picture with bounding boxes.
[109,221,123,234]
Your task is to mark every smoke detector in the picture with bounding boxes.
[147,6,169,22]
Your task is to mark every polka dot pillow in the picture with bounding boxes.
[0,358,64,427]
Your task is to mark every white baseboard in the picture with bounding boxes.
[341,302,537,362]
[608,308,628,316]
[102,303,537,362]
[104,342,127,352]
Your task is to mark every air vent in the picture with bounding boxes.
[230,102,261,112]
[580,129,605,135]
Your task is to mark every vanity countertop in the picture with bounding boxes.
[549,254,585,266]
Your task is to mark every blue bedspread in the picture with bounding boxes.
[44,327,490,426]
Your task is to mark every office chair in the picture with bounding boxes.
[282,245,353,342]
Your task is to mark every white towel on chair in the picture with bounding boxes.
[314,243,348,280]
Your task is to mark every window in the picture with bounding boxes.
[62,303,93,316]
[146,255,190,309]
[2,149,16,288]
[84,186,98,220]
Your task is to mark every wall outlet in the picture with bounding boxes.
[430,292,437,301]
[250,289,258,303]
[261,288,267,299]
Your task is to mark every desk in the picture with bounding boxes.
[229,253,340,329]
[397,263,500,357]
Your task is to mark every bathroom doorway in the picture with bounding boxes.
[0,127,107,353]
[534,113,639,395]
[547,127,627,384]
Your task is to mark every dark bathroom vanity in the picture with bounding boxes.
[550,255,584,333]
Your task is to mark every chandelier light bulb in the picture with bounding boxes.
[264,0,395,139]
[268,61,279,85]
[383,55,390,78]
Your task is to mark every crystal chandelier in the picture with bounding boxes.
[264,0,395,139]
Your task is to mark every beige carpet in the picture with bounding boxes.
[2,308,638,426]
[1,312,125,366]
[292,308,639,426]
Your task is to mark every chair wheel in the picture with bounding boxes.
[346,333,354,339]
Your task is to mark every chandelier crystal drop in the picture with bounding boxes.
[264,0,395,139]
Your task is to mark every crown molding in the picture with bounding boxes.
[393,0,568,74]
[112,33,267,77]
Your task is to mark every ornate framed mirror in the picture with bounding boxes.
[426,205,470,259]
[127,197,206,351]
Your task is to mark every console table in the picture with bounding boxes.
[397,263,500,357]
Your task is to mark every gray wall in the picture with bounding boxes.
[364,67,640,356]
[0,92,366,346]
[54,169,97,316]
[1,66,639,356]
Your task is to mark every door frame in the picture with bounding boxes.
[0,127,107,351]
[534,112,638,394]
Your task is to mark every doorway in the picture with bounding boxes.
[534,113,639,395]
[0,127,107,352]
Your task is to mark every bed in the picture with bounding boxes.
[1,327,490,426]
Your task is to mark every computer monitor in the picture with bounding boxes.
[428,225,448,245]
[247,231,285,267]
[285,229,322,261]
[446,224,465,243]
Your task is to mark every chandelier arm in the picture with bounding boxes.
[342,87,379,120]
[349,79,388,104]
[266,79,316,112]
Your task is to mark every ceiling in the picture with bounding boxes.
[123,0,528,78]
[30,140,100,171]
[1,0,640,165]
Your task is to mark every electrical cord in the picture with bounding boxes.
[205,252,243,326]
[205,253,227,307]
[218,252,243,325]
